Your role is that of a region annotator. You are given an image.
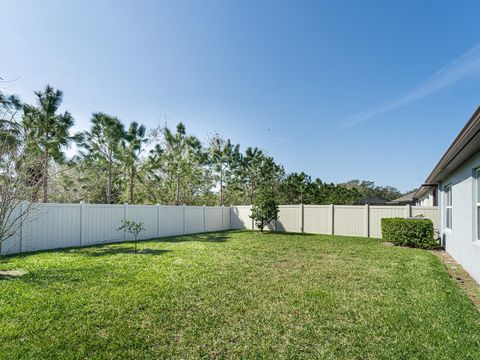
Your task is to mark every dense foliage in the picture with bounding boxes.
[250,189,279,232]
[2,84,409,206]
[381,217,437,249]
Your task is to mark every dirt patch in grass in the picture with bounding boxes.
[432,249,480,311]
[0,269,28,279]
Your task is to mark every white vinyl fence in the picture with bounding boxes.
[230,204,439,238]
[1,203,438,256]
[2,203,231,255]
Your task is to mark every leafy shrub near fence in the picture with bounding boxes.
[381,217,437,249]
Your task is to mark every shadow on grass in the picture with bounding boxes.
[264,231,318,237]
[160,231,232,243]
[79,247,172,257]
[0,231,242,261]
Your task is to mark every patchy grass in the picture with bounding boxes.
[432,249,480,311]
[0,231,479,359]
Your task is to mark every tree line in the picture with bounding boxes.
[1,84,408,206]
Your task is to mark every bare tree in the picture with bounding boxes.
[0,92,41,255]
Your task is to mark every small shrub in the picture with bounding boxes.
[250,189,279,232]
[118,220,146,253]
[381,217,437,249]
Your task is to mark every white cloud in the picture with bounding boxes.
[344,43,480,127]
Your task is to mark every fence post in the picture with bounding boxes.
[203,205,206,232]
[330,204,335,236]
[79,201,85,246]
[221,205,224,230]
[183,204,186,235]
[123,203,128,241]
[156,204,160,237]
[406,204,411,218]
[364,204,370,238]
[300,204,304,233]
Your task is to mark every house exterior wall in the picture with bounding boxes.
[416,190,435,206]
[439,151,480,283]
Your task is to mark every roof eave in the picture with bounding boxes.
[423,106,480,184]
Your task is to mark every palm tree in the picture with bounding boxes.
[22,85,74,202]
[78,113,125,203]
[121,122,147,204]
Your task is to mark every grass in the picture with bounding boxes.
[0,230,479,359]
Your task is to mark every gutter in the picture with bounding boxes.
[422,106,480,185]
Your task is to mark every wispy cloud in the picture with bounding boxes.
[344,43,480,127]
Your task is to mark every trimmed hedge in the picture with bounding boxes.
[381,217,437,249]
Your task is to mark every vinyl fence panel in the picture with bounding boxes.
[1,203,233,255]
[206,207,223,232]
[274,205,302,232]
[369,206,408,238]
[231,204,438,239]
[1,203,24,255]
[333,206,366,237]
[303,205,331,235]
[82,204,124,245]
[230,206,252,229]
[159,206,184,237]
[21,204,81,252]
[127,205,158,240]
[223,207,231,230]
[185,206,204,234]
[1,203,439,256]
[412,206,439,230]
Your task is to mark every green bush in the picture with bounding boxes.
[381,217,437,249]
[250,189,279,232]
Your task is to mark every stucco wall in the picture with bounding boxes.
[416,190,435,206]
[439,151,480,283]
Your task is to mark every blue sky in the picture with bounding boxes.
[2,0,480,192]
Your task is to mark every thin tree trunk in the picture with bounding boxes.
[175,172,180,205]
[107,151,113,204]
[42,149,49,203]
[220,171,224,206]
[130,167,135,204]
[250,182,255,204]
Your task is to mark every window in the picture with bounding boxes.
[445,185,452,230]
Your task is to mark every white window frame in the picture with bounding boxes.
[444,184,452,230]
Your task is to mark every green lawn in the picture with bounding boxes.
[1,231,479,359]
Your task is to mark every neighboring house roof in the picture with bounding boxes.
[415,105,480,196]
[414,185,429,199]
[390,192,416,203]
